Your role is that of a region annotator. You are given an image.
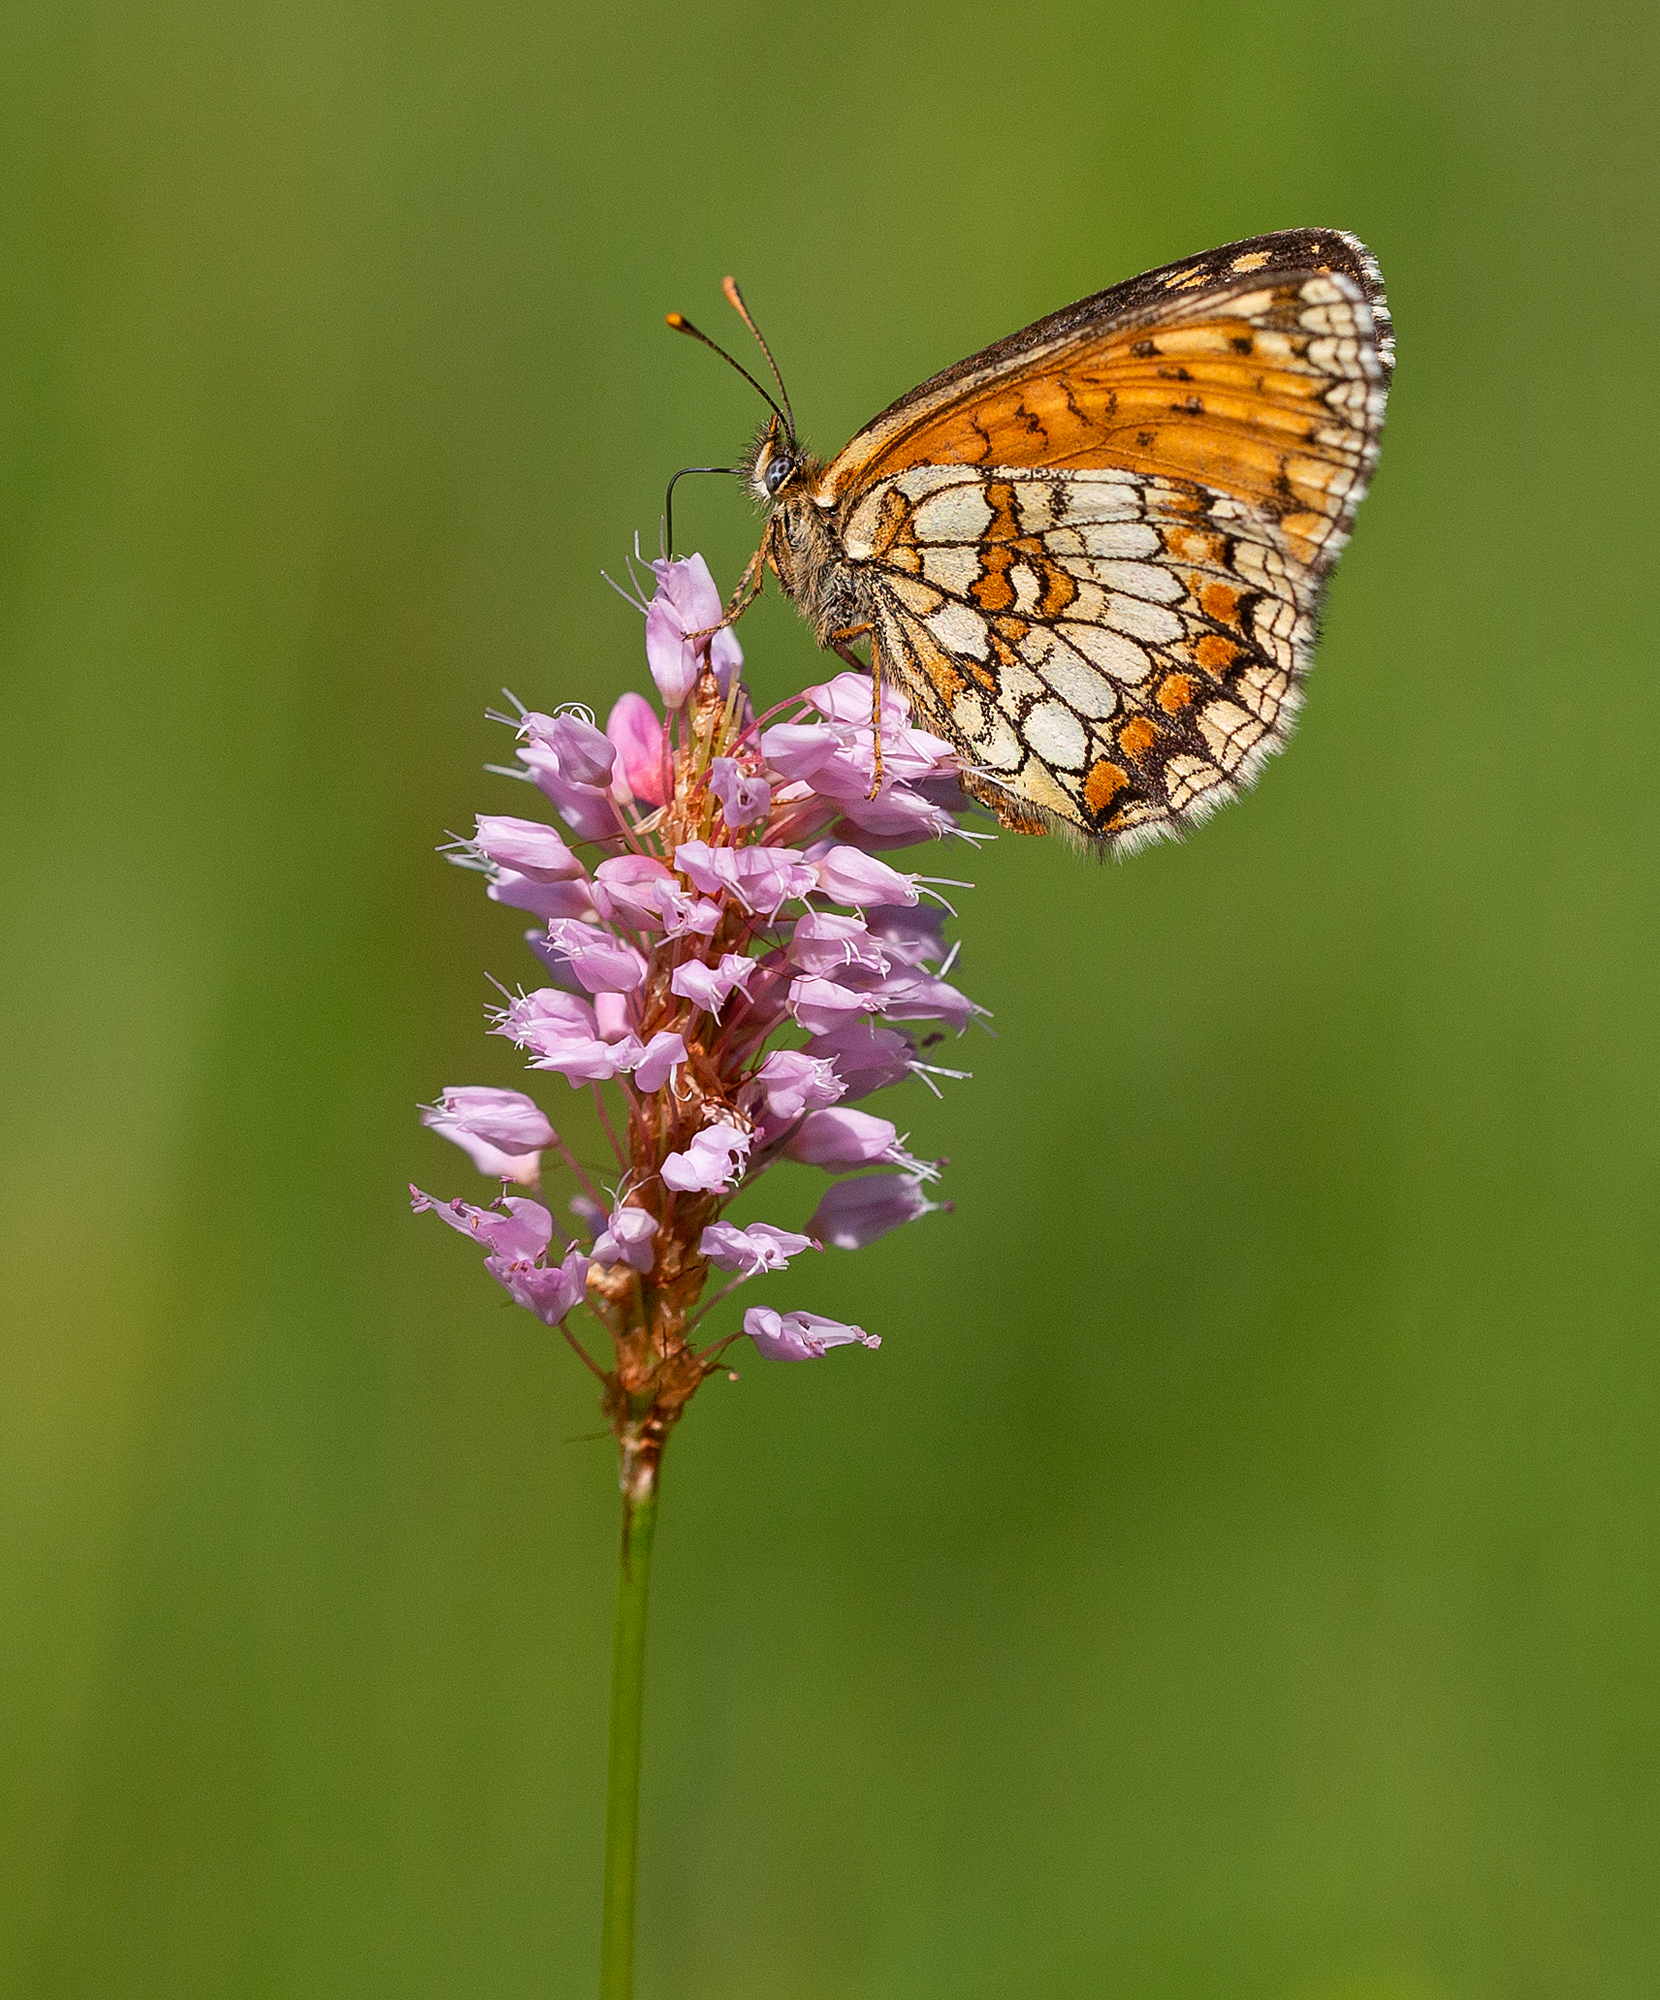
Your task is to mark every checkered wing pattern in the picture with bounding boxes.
[841,464,1316,848]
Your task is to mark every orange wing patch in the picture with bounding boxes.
[839,278,1383,573]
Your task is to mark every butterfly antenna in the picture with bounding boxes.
[665,311,790,436]
[721,276,796,443]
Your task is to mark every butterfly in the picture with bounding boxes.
[667,229,1392,855]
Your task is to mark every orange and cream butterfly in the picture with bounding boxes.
[666,229,1392,855]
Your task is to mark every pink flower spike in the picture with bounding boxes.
[545,919,648,994]
[699,1221,815,1277]
[473,815,585,882]
[489,1244,592,1325]
[670,951,755,1019]
[751,1048,845,1121]
[421,548,983,1401]
[805,1021,915,1099]
[410,1186,554,1263]
[808,1171,942,1250]
[661,1122,751,1193]
[708,757,772,828]
[607,691,667,806]
[631,1030,688,1092]
[593,1202,659,1273]
[519,711,617,786]
[786,975,881,1037]
[743,1307,879,1362]
[784,1106,906,1169]
[814,845,922,908]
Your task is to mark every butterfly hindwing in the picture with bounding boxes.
[845,462,1314,850]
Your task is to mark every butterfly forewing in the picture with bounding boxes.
[801,230,1390,852]
[818,229,1392,498]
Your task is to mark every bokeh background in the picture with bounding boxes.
[3,0,1657,1994]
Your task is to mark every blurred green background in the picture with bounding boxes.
[3,0,1656,1994]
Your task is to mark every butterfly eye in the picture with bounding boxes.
[763,452,795,497]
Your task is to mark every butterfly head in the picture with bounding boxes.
[742,416,806,505]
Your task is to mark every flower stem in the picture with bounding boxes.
[600,1452,659,2000]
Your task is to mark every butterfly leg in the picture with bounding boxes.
[720,543,769,627]
[684,542,768,648]
[827,624,883,796]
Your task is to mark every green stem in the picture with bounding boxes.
[600,1452,659,2000]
